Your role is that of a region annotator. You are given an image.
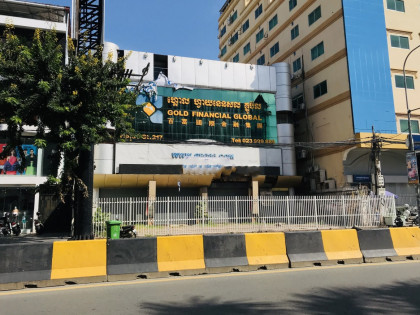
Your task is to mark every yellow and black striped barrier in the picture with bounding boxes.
[1,227,420,290]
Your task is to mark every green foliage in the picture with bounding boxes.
[0,26,136,204]
[195,201,209,220]
[93,207,111,238]
[93,207,111,225]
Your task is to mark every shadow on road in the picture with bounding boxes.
[140,280,420,314]
[276,280,420,314]
[141,296,280,314]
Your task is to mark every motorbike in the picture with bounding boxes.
[0,212,10,236]
[34,211,45,235]
[120,224,137,238]
[0,212,21,236]
[394,204,419,227]
[10,213,21,236]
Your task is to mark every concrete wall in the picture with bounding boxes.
[384,0,420,133]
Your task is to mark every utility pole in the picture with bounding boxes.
[371,127,385,196]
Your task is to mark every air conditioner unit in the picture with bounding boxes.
[314,169,326,183]
[264,32,268,39]
[228,38,233,46]
[228,16,233,25]
[324,179,336,190]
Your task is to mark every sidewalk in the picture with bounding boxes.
[0,233,70,244]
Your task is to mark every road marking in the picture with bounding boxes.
[1,260,420,296]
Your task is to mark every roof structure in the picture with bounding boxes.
[0,0,68,23]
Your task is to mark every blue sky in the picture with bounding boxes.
[24,0,226,60]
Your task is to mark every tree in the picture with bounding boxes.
[0,26,135,239]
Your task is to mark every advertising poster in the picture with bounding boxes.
[0,144,6,174]
[0,144,38,175]
[406,152,419,184]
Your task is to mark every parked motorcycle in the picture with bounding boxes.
[0,212,10,236]
[0,212,21,236]
[120,225,136,238]
[10,213,21,236]
[34,211,45,235]
[394,204,419,227]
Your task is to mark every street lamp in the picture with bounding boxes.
[403,44,420,214]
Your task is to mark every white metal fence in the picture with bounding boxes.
[93,196,395,238]
[93,195,396,238]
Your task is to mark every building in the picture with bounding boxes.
[218,0,420,197]
[93,46,300,199]
[0,0,71,233]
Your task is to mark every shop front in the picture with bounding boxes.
[0,140,51,233]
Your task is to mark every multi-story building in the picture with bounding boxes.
[0,0,71,232]
[218,0,420,196]
[93,46,300,200]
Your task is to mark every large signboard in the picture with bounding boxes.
[406,152,419,184]
[114,143,283,175]
[124,87,276,145]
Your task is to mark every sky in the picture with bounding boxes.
[23,0,227,60]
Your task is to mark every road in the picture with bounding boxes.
[1,261,420,314]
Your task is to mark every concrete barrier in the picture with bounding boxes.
[244,232,289,269]
[0,243,53,290]
[321,230,363,265]
[203,234,248,272]
[357,229,399,263]
[389,227,420,260]
[51,239,107,282]
[285,231,328,267]
[5,228,420,291]
[157,235,205,274]
[107,238,158,280]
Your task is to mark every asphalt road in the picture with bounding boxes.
[1,261,420,314]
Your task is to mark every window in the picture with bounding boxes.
[233,54,239,63]
[395,75,414,89]
[308,6,321,26]
[313,80,327,98]
[276,111,293,124]
[311,41,324,60]
[256,28,264,43]
[221,46,227,57]
[230,11,238,24]
[257,54,265,65]
[230,32,239,45]
[270,42,279,57]
[400,119,419,133]
[242,19,249,33]
[289,0,297,11]
[220,26,226,38]
[255,4,263,19]
[292,94,304,110]
[387,0,405,12]
[390,35,409,49]
[291,25,299,40]
[292,57,301,72]
[269,14,278,30]
[243,42,251,55]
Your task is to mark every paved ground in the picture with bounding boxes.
[0,233,70,244]
[1,260,420,314]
